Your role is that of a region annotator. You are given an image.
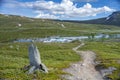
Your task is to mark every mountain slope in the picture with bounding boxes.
[79,11,120,26]
[0,13,120,42]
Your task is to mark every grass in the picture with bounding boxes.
[0,14,120,80]
[79,41,120,80]
[0,14,120,42]
[0,42,80,80]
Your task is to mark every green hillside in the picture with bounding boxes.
[0,14,120,42]
[0,14,120,80]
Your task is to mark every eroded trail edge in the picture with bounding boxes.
[63,43,103,80]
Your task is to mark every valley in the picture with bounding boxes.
[0,13,120,80]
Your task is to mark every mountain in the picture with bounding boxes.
[1,11,120,26]
[1,13,120,42]
[78,11,120,26]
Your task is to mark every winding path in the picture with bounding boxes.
[63,43,103,80]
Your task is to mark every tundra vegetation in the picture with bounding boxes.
[0,14,120,80]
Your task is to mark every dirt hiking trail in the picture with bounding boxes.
[63,43,103,80]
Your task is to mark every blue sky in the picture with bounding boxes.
[0,0,120,20]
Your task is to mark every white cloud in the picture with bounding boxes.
[23,0,115,19]
[3,0,115,19]
[35,11,59,19]
[71,0,97,2]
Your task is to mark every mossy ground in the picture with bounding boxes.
[0,42,80,80]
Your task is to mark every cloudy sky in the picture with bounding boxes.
[0,0,120,20]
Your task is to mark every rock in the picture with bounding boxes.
[100,67,117,77]
[23,42,48,74]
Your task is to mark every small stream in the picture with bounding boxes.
[14,33,120,43]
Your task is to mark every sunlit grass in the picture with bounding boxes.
[0,42,80,80]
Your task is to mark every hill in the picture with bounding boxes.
[0,13,120,42]
[76,11,120,26]
[0,13,120,80]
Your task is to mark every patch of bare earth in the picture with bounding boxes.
[62,43,103,80]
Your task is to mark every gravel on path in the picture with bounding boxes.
[63,43,103,80]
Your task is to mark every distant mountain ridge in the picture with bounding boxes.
[1,11,120,26]
[76,11,120,26]
[106,11,120,22]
